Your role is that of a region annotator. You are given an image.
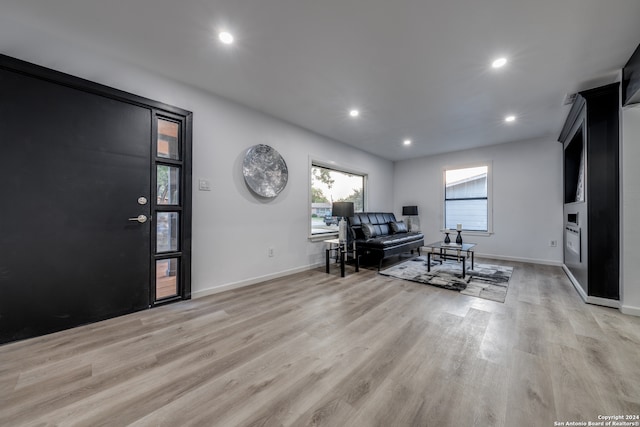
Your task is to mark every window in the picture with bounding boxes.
[310,163,365,236]
[154,116,187,303]
[444,165,489,232]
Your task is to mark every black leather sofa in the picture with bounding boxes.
[348,212,424,269]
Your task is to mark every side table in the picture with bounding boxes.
[324,238,359,277]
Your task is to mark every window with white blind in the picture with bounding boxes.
[444,165,489,232]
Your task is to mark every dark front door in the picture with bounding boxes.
[0,66,153,343]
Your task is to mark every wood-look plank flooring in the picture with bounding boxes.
[1,258,640,426]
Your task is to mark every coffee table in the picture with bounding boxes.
[423,241,477,278]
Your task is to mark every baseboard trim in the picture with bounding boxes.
[476,252,563,267]
[192,262,323,299]
[562,264,621,309]
[585,295,620,309]
[620,305,640,317]
[562,264,588,302]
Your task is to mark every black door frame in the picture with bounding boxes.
[151,111,193,305]
[0,53,193,317]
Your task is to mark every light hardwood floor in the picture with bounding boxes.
[1,258,639,426]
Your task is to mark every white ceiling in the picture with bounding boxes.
[3,0,640,161]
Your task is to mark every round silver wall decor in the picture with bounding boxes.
[242,144,288,198]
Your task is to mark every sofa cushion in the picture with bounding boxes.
[349,212,396,227]
[351,226,366,240]
[362,223,378,239]
[377,223,390,236]
[348,212,397,241]
[359,232,424,249]
[390,221,408,234]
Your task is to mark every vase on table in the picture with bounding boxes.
[444,232,450,244]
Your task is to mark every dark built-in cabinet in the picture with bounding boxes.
[623,43,640,106]
[558,83,619,302]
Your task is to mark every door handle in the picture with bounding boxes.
[128,214,148,223]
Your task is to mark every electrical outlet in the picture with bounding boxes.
[550,240,557,247]
[268,247,275,257]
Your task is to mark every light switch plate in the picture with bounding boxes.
[198,179,211,191]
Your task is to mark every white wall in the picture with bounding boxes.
[393,138,564,265]
[0,17,394,297]
[621,105,640,315]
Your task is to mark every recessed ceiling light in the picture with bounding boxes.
[492,57,507,68]
[349,109,360,118]
[403,139,412,146]
[505,115,516,122]
[218,31,235,45]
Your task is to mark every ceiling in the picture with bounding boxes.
[3,0,640,161]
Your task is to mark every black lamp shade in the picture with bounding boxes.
[332,202,354,218]
[402,205,418,216]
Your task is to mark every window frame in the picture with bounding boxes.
[152,113,191,305]
[308,158,368,240]
[441,162,493,235]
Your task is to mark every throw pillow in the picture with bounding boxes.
[390,221,408,234]
[361,223,378,239]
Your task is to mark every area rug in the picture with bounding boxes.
[378,256,513,302]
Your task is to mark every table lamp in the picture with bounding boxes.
[402,205,419,231]
[332,202,355,243]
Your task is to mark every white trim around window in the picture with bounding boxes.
[308,157,368,240]
[441,161,493,235]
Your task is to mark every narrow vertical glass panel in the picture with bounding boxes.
[157,165,180,205]
[157,212,179,253]
[157,119,180,160]
[156,258,178,299]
